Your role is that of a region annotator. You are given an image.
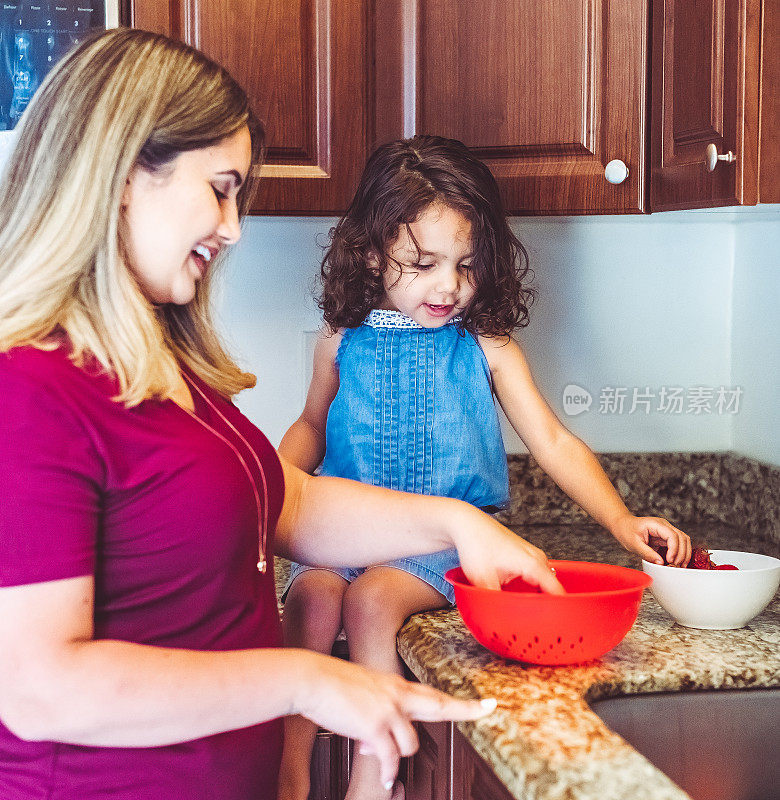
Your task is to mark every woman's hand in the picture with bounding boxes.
[610,514,691,566]
[450,505,565,594]
[294,650,496,789]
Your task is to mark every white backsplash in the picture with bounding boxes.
[218,208,779,466]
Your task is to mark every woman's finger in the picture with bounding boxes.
[368,730,400,790]
[399,683,498,723]
[388,715,419,758]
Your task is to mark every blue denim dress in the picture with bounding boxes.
[285,309,509,603]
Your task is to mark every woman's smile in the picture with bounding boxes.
[190,243,218,277]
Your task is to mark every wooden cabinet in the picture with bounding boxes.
[451,729,514,800]
[307,720,515,800]
[129,0,649,214]
[405,721,451,800]
[126,1,776,211]
[404,722,514,800]
[374,0,649,214]
[310,728,349,800]
[129,0,372,215]
[758,0,779,202]
[650,0,763,210]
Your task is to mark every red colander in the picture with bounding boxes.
[445,561,652,665]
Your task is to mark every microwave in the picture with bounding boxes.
[0,1,120,134]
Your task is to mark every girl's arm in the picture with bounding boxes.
[0,575,492,788]
[275,457,565,593]
[481,336,691,567]
[278,328,342,473]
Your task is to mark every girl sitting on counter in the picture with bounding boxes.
[278,135,692,800]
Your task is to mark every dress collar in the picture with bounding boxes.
[364,309,461,329]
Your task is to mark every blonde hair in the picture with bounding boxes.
[0,28,264,404]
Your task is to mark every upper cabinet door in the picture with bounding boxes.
[373,0,649,215]
[650,0,761,210]
[131,0,371,215]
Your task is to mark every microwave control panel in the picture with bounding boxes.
[1,2,108,130]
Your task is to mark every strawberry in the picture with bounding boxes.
[714,564,738,570]
[688,546,715,570]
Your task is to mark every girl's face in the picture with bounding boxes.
[381,202,476,327]
[121,126,252,305]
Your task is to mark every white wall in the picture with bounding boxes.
[731,214,780,466]
[218,211,771,455]
[215,218,328,440]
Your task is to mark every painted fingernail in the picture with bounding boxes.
[384,780,394,791]
[480,697,498,712]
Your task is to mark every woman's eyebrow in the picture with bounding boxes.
[215,169,243,187]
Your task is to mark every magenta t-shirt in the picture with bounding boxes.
[0,344,286,799]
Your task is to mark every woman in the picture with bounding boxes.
[0,29,563,799]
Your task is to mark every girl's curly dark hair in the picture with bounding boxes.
[319,135,535,337]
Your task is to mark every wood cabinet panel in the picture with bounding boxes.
[451,728,514,800]
[650,0,761,209]
[405,721,450,800]
[310,728,349,800]
[131,0,371,214]
[374,0,649,214]
[195,1,324,173]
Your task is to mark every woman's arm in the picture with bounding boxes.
[481,336,691,566]
[276,458,565,593]
[278,328,342,472]
[0,575,492,786]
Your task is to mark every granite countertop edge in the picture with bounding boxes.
[394,523,780,800]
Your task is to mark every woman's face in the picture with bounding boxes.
[121,126,252,305]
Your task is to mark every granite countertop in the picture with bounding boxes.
[396,523,780,800]
[274,523,779,799]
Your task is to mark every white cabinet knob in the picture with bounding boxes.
[705,143,736,172]
[604,159,629,184]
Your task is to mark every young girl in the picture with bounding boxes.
[278,135,691,800]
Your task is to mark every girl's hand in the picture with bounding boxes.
[610,515,691,566]
[295,651,496,789]
[451,506,565,594]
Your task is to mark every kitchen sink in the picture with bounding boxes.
[589,689,780,800]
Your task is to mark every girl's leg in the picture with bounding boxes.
[278,569,349,800]
[341,567,450,800]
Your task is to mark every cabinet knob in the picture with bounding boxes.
[604,159,629,184]
[705,143,736,172]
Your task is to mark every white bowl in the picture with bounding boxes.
[641,550,780,630]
